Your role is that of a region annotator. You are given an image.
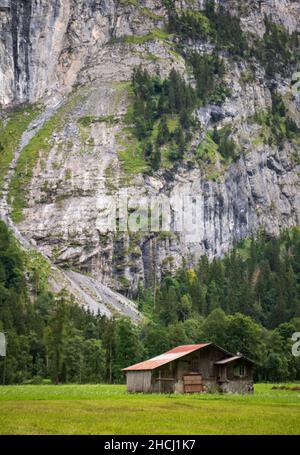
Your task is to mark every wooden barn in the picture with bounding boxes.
[123,343,255,394]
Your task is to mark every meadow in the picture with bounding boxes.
[0,383,300,435]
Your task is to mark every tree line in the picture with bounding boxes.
[1,220,300,384]
[137,229,300,381]
[0,221,140,384]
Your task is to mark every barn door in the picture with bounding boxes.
[183,374,203,393]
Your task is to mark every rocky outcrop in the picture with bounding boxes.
[0,96,141,319]
[0,0,299,297]
[1,0,300,107]
[0,0,168,106]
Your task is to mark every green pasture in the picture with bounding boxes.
[0,383,299,435]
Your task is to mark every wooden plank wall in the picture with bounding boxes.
[126,371,152,392]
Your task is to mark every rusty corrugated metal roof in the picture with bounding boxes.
[122,343,212,371]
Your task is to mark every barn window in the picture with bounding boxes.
[190,359,199,372]
[239,365,246,377]
[234,364,246,377]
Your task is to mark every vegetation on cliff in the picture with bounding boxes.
[0,105,40,196]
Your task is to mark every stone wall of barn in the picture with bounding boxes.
[220,380,254,394]
[202,379,220,393]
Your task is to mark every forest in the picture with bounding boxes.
[1,0,300,387]
[1,220,300,384]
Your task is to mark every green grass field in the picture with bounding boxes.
[0,384,299,435]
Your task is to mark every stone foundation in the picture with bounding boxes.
[220,380,254,394]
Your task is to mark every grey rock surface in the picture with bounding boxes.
[0,0,299,299]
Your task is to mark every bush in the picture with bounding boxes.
[211,126,238,162]
[253,91,300,148]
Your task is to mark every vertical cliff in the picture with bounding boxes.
[0,0,299,297]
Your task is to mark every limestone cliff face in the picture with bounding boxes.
[0,0,167,106]
[3,0,298,107]
[0,0,300,297]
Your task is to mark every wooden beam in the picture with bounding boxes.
[155,378,176,381]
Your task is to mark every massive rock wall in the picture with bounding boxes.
[0,0,166,106]
[1,0,300,106]
[0,0,299,296]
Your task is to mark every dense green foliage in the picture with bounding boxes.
[165,0,300,83]
[1,221,300,384]
[253,91,300,148]
[165,1,300,78]
[137,229,300,381]
[2,220,300,384]
[150,230,300,328]
[126,2,300,172]
[187,52,228,106]
[0,221,141,384]
[210,126,237,161]
[128,1,265,171]
[129,2,243,170]
[253,17,300,78]
[129,61,229,168]
[129,67,197,167]
[166,0,248,58]
[203,0,249,57]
